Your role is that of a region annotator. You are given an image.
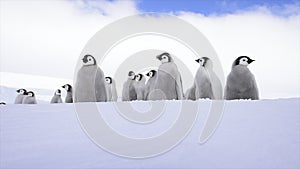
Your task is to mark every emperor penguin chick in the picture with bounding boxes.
[194,58,214,99]
[22,91,37,104]
[144,70,157,100]
[105,77,118,101]
[148,52,184,100]
[50,89,63,103]
[122,71,137,101]
[134,73,146,100]
[14,88,27,104]
[74,54,107,102]
[196,57,223,99]
[62,84,73,103]
[225,56,259,100]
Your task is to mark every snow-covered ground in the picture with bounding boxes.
[0,99,299,168]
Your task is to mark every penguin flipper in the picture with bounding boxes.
[188,84,196,100]
[249,76,259,100]
[175,75,184,100]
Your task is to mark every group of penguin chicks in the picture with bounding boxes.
[13,84,73,104]
[74,52,259,102]
[3,52,258,105]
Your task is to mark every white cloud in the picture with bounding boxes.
[0,0,138,78]
[0,0,299,99]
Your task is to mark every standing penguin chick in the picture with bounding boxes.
[225,56,259,100]
[144,70,157,100]
[105,77,118,101]
[74,54,107,102]
[22,91,37,104]
[14,88,27,104]
[50,89,63,103]
[194,58,214,99]
[148,52,184,100]
[196,57,223,99]
[62,84,73,103]
[122,71,137,101]
[134,74,146,100]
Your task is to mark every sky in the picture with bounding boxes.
[0,0,299,99]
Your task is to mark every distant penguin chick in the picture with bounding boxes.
[14,88,27,104]
[225,56,259,100]
[75,54,107,102]
[0,102,6,105]
[193,58,214,99]
[134,73,146,100]
[22,91,37,104]
[50,89,63,103]
[62,84,73,103]
[122,71,137,101]
[195,57,223,99]
[145,70,157,100]
[105,77,118,101]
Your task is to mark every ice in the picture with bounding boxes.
[0,99,299,168]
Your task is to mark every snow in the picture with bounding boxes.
[0,99,299,168]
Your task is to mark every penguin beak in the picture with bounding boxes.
[61,86,64,88]
[156,55,162,60]
[146,73,149,77]
[249,59,255,64]
[82,58,88,63]
[195,59,200,63]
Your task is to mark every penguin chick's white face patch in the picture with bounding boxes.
[105,77,112,84]
[199,59,205,66]
[82,55,96,66]
[161,55,169,64]
[148,72,153,77]
[135,74,140,81]
[239,57,249,66]
[27,92,33,97]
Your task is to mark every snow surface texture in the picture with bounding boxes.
[0,99,299,168]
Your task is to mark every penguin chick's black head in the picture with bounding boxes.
[135,74,143,81]
[128,71,135,76]
[82,54,96,65]
[105,77,112,84]
[27,91,35,97]
[156,52,171,62]
[16,88,27,94]
[195,57,210,67]
[0,102,6,105]
[146,70,157,77]
[233,56,255,67]
[62,84,72,92]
